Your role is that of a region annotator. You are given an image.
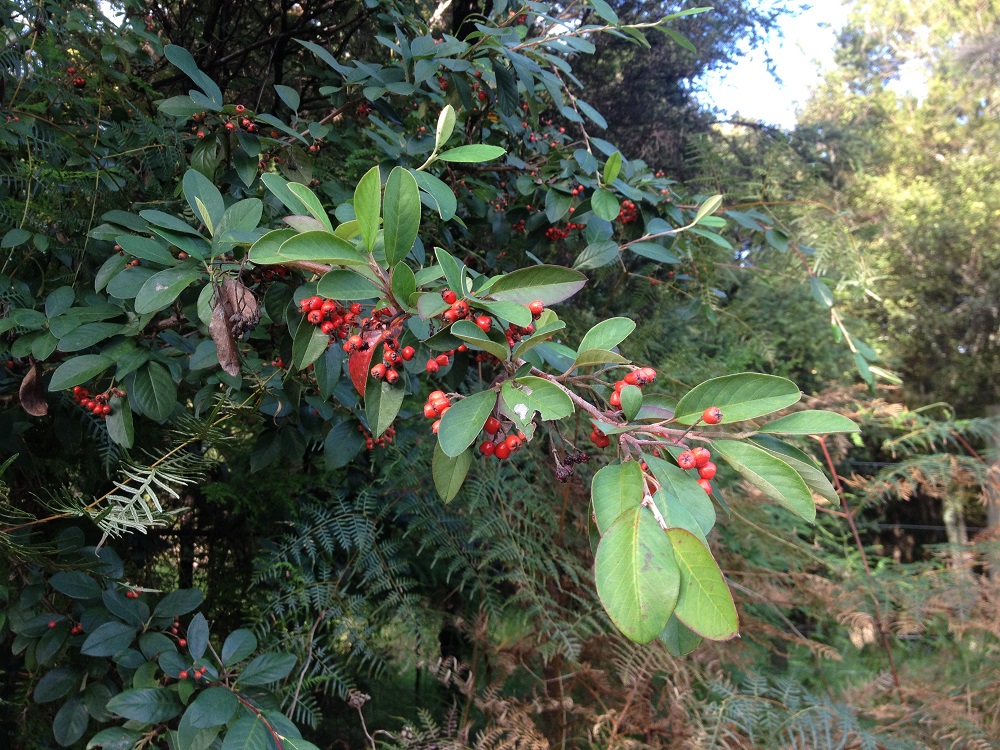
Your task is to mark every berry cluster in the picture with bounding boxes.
[178,666,208,681]
[369,334,414,385]
[590,426,611,448]
[360,423,396,450]
[478,416,526,461]
[423,390,451,433]
[425,349,461,375]
[676,444,717,494]
[72,386,113,418]
[544,222,585,241]
[617,199,639,224]
[608,366,657,408]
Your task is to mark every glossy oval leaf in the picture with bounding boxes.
[667,528,738,640]
[438,389,498,457]
[758,410,860,435]
[749,435,838,504]
[642,454,715,536]
[354,166,381,253]
[435,105,456,148]
[433,442,472,503]
[577,317,636,354]
[186,687,239,729]
[248,228,297,265]
[383,167,421,266]
[134,268,202,315]
[503,376,574,422]
[595,506,679,644]
[221,629,257,667]
[488,265,587,306]
[235,652,296,687]
[591,461,643,533]
[651,489,708,546]
[316,270,382,300]
[183,169,224,235]
[48,355,114,392]
[620,384,642,421]
[712,439,816,522]
[365,378,405,439]
[591,188,620,221]
[130,362,177,423]
[277,231,368,265]
[436,144,506,163]
[286,182,333,232]
[450,319,509,361]
[673,373,801,425]
[106,687,183,723]
[659,614,703,656]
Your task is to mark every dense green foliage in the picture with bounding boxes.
[2,0,1000,749]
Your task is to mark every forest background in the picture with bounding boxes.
[2,0,1000,748]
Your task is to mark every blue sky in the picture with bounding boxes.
[696,2,852,129]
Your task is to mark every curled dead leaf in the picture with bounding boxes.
[19,359,48,417]
[209,278,261,377]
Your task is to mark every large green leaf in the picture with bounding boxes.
[758,410,860,435]
[236,653,296,686]
[712,439,816,522]
[749,435,838,504]
[291,319,329,371]
[489,265,587,305]
[411,170,457,221]
[667,528,738,640]
[221,714,270,750]
[591,188,620,221]
[134,268,202,314]
[470,298,532,327]
[182,169,224,235]
[53,698,90,747]
[432,442,472,503]
[185,687,239,729]
[591,461,643,533]
[365,378,405,439]
[354,166,381,253]
[106,688,183,723]
[153,588,204,618]
[651,489,708,545]
[502,376,574,422]
[673,373,801,425]
[34,666,81,703]
[277,231,368,265]
[247,228,298,265]
[130,362,177,423]
[438,389,498,457]
[48,355,114,392]
[49,571,101,600]
[324,418,364,469]
[450,319,509,361]
[383,167,421,266]
[286,183,334,232]
[595,506,679,643]
[86,727,143,750]
[115,235,177,266]
[659,614,703,656]
[221,629,257,667]
[436,144,506,162]
[642,454,715,536]
[316,270,382,300]
[577,317,635,354]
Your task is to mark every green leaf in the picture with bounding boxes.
[186,687,238,729]
[438,389,498,457]
[765,227,789,252]
[221,629,257,666]
[749,435,838,504]
[628,241,680,264]
[594,506,679,643]
[436,247,464,296]
[545,189,572,223]
[650,489,707,546]
[591,188,620,221]
[470,298,532,328]
[134,268,202,314]
[365,378,405,438]
[450,319,509,361]
[712,439,816,522]
[153,588,204,618]
[573,240,619,270]
[412,170,458,221]
[693,195,723,225]
[391,263,416,310]
[86,727,142,749]
[591,461,643,533]
[164,45,222,105]
[809,277,834,307]
[659,614,703,656]
[58,322,124,352]
[315,270,382,300]
[383,167,421,266]
[759,410,860,435]
[620,384,642,421]
[578,317,635,354]
[433,442,472,503]
[116,235,177,267]
[354,166,381,253]
[182,169,224,235]
[574,349,628,367]
[436,144,506,163]
[666,528,738,640]
[286,183,333,232]
[49,572,101,600]
[34,666,81,703]
[488,265,587,305]
[45,287,75,318]
[589,0,619,24]
[643,454,715,536]
[291,318,329,371]
[221,714,270,750]
[324,418,364,469]
[48,355,114,392]
[1,227,31,247]
[236,652,297,687]
[187,612,209,660]
[673,373,801,425]
[435,105,456,149]
[603,151,622,184]
[274,84,300,111]
[106,687,183,723]
[105,396,134,449]
[81,621,136,657]
[503,376,574,422]
[277,231,367,265]
[53,698,89,747]
[130,362,177,423]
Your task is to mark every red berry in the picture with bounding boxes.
[442,309,457,324]
[484,416,501,435]
[690,446,711,468]
[591,428,611,448]
[370,363,387,380]
[307,310,323,324]
[441,289,457,304]
[505,434,523,452]
[677,451,697,470]
[350,303,362,315]
[494,441,512,460]
[702,406,723,425]
[178,638,187,648]
[320,321,336,334]
[609,390,621,408]
[179,670,189,679]
[307,296,323,311]
[385,368,399,385]
[401,346,415,361]
[431,419,441,434]
[48,620,56,629]
[321,300,337,315]
[435,354,450,367]
[451,300,469,318]
[698,462,717,480]
[475,315,492,332]
[478,90,487,101]
[623,372,638,386]
[479,440,495,456]
[348,335,364,351]
[424,403,440,419]
[426,359,439,374]
[527,300,544,317]
[697,478,713,494]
